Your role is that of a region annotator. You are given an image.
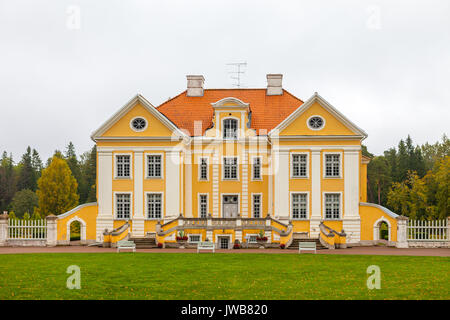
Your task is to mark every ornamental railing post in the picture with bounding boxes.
[0,212,8,246]
[395,216,409,248]
[46,215,58,247]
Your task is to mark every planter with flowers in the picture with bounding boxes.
[280,243,285,249]
[176,230,188,248]
[157,242,163,249]
[256,230,268,248]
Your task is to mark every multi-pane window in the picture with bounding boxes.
[147,155,162,178]
[116,194,131,219]
[199,158,208,180]
[224,157,238,179]
[189,235,201,243]
[199,194,208,218]
[292,193,307,219]
[252,157,262,180]
[147,193,162,219]
[248,235,257,243]
[325,193,340,219]
[325,154,340,177]
[292,154,307,177]
[223,118,238,139]
[253,194,261,218]
[116,155,131,178]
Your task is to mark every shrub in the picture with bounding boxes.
[280,243,286,249]
[157,243,163,248]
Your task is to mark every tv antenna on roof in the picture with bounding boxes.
[227,62,247,88]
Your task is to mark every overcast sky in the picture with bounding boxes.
[1,0,449,162]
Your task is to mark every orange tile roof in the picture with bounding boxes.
[156,89,304,136]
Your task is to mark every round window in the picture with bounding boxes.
[131,117,147,131]
[308,116,324,130]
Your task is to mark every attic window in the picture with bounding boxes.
[130,117,147,132]
[307,116,324,130]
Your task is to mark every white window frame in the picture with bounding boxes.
[188,234,202,243]
[323,152,343,179]
[251,193,263,218]
[145,192,164,220]
[145,153,164,179]
[306,115,326,131]
[322,192,343,220]
[198,156,209,181]
[290,152,309,178]
[290,191,309,220]
[114,192,133,220]
[114,153,132,179]
[198,193,209,218]
[246,234,258,243]
[251,156,263,181]
[129,116,148,132]
[222,156,239,180]
[222,117,239,140]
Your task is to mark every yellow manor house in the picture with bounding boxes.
[56,74,408,249]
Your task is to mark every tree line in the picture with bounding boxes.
[0,143,96,218]
[365,135,449,220]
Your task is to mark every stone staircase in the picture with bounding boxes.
[128,236,158,249]
[287,238,326,250]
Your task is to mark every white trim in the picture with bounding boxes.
[197,156,210,181]
[129,116,148,132]
[250,155,263,181]
[306,115,326,131]
[269,92,368,139]
[114,153,133,180]
[145,152,164,179]
[215,233,233,249]
[290,152,309,179]
[251,193,263,218]
[66,216,87,242]
[197,193,209,218]
[220,193,240,218]
[144,191,164,220]
[222,156,240,181]
[91,94,189,141]
[222,116,240,140]
[273,145,362,151]
[373,217,392,241]
[360,202,399,219]
[322,192,343,220]
[323,151,343,179]
[114,192,133,220]
[290,191,310,220]
[57,202,97,220]
[211,97,250,109]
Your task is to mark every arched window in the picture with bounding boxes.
[223,118,238,139]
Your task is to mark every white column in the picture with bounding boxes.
[396,216,409,248]
[133,151,144,237]
[212,150,220,217]
[310,150,321,237]
[241,149,249,217]
[343,150,361,243]
[165,150,181,218]
[268,154,273,216]
[0,213,8,246]
[96,151,114,241]
[184,151,193,217]
[46,215,57,247]
[273,150,289,220]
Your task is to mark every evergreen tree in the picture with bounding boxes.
[17,146,37,191]
[10,189,39,218]
[367,156,391,205]
[0,152,17,212]
[64,142,83,198]
[397,139,409,181]
[31,149,43,176]
[36,156,79,216]
[79,145,97,203]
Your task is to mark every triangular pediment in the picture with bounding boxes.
[269,93,367,138]
[91,94,189,141]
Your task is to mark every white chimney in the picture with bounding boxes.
[266,74,283,95]
[186,75,205,97]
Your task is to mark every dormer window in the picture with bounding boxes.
[223,118,238,139]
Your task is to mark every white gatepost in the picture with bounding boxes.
[0,213,8,246]
[447,217,450,242]
[396,216,409,248]
[46,215,58,247]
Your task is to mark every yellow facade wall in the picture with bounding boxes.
[56,204,98,241]
[359,205,398,241]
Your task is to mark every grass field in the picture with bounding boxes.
[0,253,449,300]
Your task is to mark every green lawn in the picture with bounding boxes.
[0,253,448,300]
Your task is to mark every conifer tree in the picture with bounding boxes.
[0,152,17,212]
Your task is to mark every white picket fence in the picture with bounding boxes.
[407,219,447,241]
[8,219,47,240]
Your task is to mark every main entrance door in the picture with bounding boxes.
[223,195,239,218]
